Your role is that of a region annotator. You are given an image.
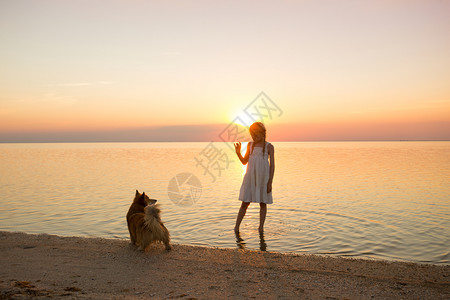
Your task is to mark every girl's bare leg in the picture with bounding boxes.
[234,202,250,233]
[259,203,267,233]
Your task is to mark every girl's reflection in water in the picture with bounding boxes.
[259,232,267,251]
[235,232,267,251]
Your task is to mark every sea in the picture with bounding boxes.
[0,141,448,265]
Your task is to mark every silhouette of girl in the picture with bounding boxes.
[234,122,275,233]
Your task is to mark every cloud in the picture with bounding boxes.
[41,81,113,87]
[1,122,449,143]
[159,51,184,56]
[0,124,226,143]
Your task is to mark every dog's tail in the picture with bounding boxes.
[144,204,171,249]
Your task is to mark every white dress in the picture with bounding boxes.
[239,142,273,204]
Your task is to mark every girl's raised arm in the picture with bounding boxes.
[234,142,251,165]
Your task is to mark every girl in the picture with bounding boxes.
[234,122,275,233]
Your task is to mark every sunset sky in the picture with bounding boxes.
[1,0,449,142]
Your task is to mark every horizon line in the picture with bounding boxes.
[1,139,449,144]
[1,121,448,143]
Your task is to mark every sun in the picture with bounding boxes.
[229,109,256,128]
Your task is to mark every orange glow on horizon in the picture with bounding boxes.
[1,1,449,142]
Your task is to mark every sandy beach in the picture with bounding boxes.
[0,231,448,299]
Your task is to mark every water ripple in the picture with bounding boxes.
[0,142,449,265]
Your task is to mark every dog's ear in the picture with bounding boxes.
[135,190,139,196]
[142,192,146,197]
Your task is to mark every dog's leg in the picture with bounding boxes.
[162,229,172,251]
[129,233,137,245]
[131,231,137,245]
[163,234,172,251]
[164,242,172,251]
[128,224,137,245]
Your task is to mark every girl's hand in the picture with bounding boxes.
[267,182,272,193]
[234,142,241,155]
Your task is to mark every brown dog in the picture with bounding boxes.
[126,190,155,225]
[126,190,171,251]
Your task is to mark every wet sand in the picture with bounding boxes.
[0,231,448,299]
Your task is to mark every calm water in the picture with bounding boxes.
[0,142,449,265]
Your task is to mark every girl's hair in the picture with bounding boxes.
[250,122,267,155]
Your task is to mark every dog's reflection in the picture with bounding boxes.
[235,232,267,251]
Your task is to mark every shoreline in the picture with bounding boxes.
[1,231,448,299]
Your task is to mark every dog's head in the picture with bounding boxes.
[135,190,157,205]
